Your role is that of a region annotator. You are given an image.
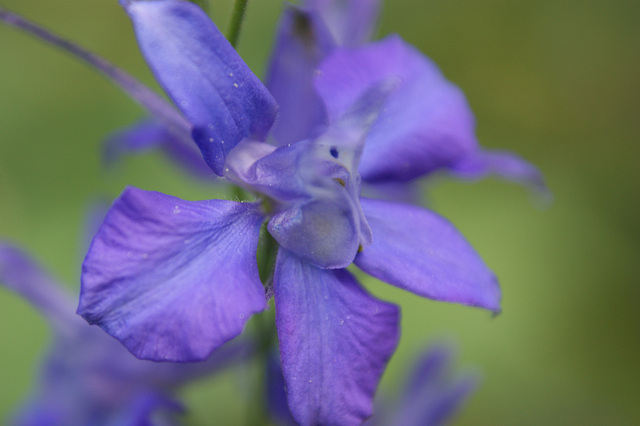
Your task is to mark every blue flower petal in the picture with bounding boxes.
[122,0,278,175]
[316,36,478,183]
[355,198,501,312]
[78,187,267,361]
[0,242,77,331]
[265,6,335,146]
[274,249,399,425]
[305,0,381,46]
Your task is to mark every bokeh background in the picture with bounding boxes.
[1,0,638,424]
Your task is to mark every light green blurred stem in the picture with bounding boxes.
[245,227,279,424]
[245,308,276,426]
[226,0,249,47]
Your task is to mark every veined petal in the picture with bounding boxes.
[265,6,335,146]
[78,187,267,361]
[0,242,77,331]
[355,198,501,312]
[274,249,399,425]
[122,0,278,175]
[315,36,478,183]
[305,0,381,46]
[448,149,551,198]
[103,119,214,180]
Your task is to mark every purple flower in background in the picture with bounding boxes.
[267,343,477,426]
[0,242,246,426]
[366,344,478,426]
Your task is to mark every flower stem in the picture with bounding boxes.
[226,0,249,47]
[244,306,276,426]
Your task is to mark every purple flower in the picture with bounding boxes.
[57,0,544,423]
[366,344,478,426]
[267,343,477,426]
[0,241,247,426]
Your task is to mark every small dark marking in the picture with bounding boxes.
[292,10,315,48]
[330,146,339,159]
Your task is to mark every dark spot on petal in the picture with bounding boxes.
[330,147,339,158]
[292,10,315,49]
[333,178,346,187]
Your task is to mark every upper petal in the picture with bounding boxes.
[274,249,399,425]
[122,0,278,175]
[78,187,267,361]
[355,198,501,312]
[305,0,381,46]
[315,36,478,183]
[0,242,77,331]
[265,6,336,146]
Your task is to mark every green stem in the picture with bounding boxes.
[245,223,279,424]
[230,184,249,202]
[226,0,249,47]
[247,310,277,425]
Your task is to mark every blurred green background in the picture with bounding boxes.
[1,0,638,424]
